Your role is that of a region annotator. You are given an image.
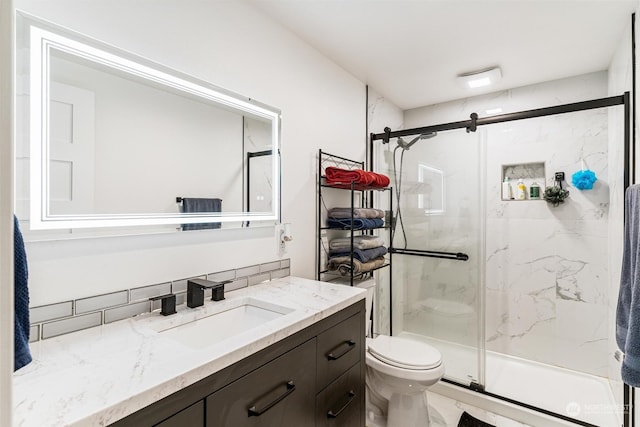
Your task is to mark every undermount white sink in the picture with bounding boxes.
[157,297,295,349]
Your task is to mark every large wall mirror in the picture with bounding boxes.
[15,13,281,236]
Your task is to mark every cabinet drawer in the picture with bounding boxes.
[154,400,204,427]
[205,338,316,427]
[317,313,362,391]
[316,363,363,427]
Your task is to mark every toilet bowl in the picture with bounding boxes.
[356,280,445,427]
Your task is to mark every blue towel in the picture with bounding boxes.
[14,215,31,371]
[180,198,222,230]
[617,185,640,386]
[329,246,388,263]
[326,217,384,230]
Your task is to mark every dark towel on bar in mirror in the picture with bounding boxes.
[326,217,384,230]
[329,246,388,263]
[180,197,222,230]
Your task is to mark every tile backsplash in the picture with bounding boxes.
[29,259,291,342]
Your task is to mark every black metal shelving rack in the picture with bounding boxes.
[316,149,392,287]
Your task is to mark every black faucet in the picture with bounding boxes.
[187,279,231,308]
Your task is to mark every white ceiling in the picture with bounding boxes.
[249,0,638,110]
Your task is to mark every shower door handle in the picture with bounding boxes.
[389,247,469,261]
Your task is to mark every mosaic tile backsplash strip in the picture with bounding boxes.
[29,259,290,341]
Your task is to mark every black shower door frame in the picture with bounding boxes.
[369,92,632,427]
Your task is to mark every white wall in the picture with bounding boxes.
[0,0,13,424]
[15,0,367,306]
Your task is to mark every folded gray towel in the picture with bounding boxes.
[329,235,385,250]
[327,207,385,219]
[327,256,386,275]
[329,246,388,263]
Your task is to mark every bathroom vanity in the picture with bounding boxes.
[12,277,366,426]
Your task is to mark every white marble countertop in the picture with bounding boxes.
[13,276,365,426]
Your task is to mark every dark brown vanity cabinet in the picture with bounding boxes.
[206,338,316,426]
[110,300,364,427]
[154,401,204,427]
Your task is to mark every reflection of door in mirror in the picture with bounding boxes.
[49,82,95,215]
[15,81,95,220]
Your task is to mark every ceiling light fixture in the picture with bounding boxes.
[457,67,502,90]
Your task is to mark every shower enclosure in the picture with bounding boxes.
[371,93,630,427]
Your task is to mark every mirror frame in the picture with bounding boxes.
[23,15,281,230]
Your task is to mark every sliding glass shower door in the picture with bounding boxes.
[481,105,625,427]
[377,128,485,387]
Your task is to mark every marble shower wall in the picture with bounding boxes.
[484,106,611,377]
[400,71,617,378]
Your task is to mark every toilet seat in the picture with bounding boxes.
[367,335,442,370]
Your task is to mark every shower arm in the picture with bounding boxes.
[389,247,469,261]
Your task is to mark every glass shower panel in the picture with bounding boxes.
[384,128,484,386]
[482,106,622,426]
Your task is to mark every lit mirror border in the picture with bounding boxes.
[25,18,281,230]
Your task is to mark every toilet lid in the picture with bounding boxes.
[368,336,442,370]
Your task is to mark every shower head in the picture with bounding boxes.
[396,131,437,150]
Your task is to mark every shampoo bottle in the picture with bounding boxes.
[502,177,512,200]
[530,181,541,199]
[516,178,526,200]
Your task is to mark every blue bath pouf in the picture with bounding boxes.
[571,169,597,190]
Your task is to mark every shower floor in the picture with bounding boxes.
[398,332,622,427]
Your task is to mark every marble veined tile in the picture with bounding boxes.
[555,300,608,376]
[486,218,607,304]
[486,288,555,341]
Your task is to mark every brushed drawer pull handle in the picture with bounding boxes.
[327,390,356,418]
[247,380,296,417]
[327,340,356,361]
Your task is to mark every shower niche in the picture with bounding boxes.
[501,162,546,201]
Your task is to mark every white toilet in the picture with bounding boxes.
[357,279,445,427]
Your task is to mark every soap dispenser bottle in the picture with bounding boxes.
[502,177,512,200]
[516,178,527,200]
